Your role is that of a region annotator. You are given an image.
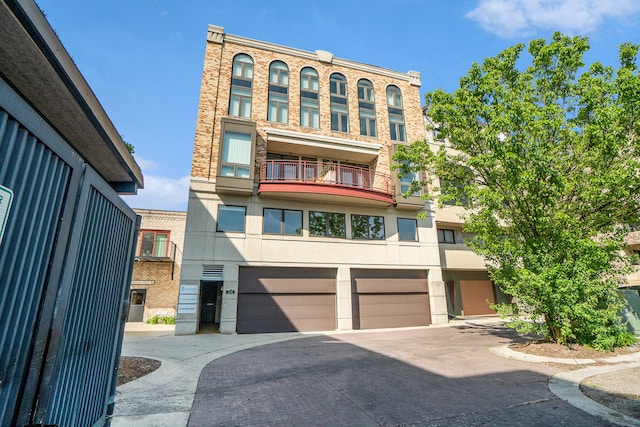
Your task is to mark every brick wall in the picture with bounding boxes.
[131,260,181,321]
[131,209,187,322]
[191,33,424,183]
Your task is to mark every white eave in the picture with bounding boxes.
[264,128,383,163]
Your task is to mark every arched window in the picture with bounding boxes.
[358,79,376,137]
[229,54,253,117]
[268,61,289,123]
[300,67,319,128]
[330,73,349,132]
[387,85,405,141]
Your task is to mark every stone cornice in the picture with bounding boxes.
[208,24,420,86]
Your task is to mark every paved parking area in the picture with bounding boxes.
[189,323,617,426]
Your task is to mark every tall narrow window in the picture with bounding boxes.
[398,159,421,196]
[358,79,376,137]
[229,54,254,117]
[300,67,319,128]
[268,61,289,123]
[221,131,252,178]
[330,73,349,132]
[387,85,405,141]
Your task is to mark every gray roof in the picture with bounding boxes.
[0,0,143,193]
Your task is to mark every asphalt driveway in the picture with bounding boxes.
[189,323,616,426]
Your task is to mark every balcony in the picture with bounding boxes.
[135,241,177,263]
[258,160,395,207]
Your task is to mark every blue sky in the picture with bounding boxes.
[35,0,640,211]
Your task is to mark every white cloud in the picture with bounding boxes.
[122,155,190,211]
[467,0,640,38]
[122,174,190,211]
[133,156,159,172]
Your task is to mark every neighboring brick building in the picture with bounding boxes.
[128,209,186,322]
[176,25,448,335]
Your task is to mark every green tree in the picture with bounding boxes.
[396,33,640,350]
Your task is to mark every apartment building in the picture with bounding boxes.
[176,25,448,334]
[425,117,510,317]
[128,209,187,322]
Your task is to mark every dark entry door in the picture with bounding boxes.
[128,289,146,322]
[200,281,222,324]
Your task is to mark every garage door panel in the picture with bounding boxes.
[239,267,335,294]
[237,317,335,334]
[356,294,430,329]
[236,294,336,333]
[360,315,430,329]
[459,280,496,316]
[359,295,429,317]
[355,278,429,293]
[238,295,335,320]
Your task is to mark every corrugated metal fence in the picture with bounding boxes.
[1,79,138,426]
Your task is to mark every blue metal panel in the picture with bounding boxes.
[1,76,137,427]
[0,109,76,425]
[35,166,138,427]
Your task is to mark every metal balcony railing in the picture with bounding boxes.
[259,160,393,194]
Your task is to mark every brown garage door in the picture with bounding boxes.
[353,276,430,329]
[237,267,336,333]
[459,280,496,315]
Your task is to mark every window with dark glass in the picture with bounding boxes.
[309,211,345,238]
[330,73,349,132]
[268,61,289,123]
[358,79,377,137]
[217,205,246,232]
[229,54,254,117]
[351,214,385,240]
[387,85,405,141]
[300,67,319,128]
[137,230,169,257]
[263,208,302,235]
[437,228,456,243]
[397,218,418,241]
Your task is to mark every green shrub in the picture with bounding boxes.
[146,315,175,325]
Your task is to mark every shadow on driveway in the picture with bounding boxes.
[189,325,614,426]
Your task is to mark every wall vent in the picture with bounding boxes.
[202,264,223,281]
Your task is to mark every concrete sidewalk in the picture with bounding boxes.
[112,319,640,426]
[112,329,309,426]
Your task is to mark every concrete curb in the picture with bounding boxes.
[489,345,596,365]
[549,363,640,427]
[490,344,640,426]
